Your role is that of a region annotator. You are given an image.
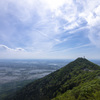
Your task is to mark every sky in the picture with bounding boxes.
[0,0,100,59]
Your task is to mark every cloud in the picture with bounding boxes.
[0,44,49,59]
[0,44,25,52]
[0,45,11,51]
[0,0,100,59]
[15,48,25,52]
[85,5,100,47]
[88,26,100,47]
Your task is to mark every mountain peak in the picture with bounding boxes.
[71,57,100,70]
[75,57,87,61]
[72,57,91,64]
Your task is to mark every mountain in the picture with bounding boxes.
[6,58,100,100]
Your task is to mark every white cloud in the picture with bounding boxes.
[88,27,100,48]
[0,0,100,59]
[63,22,79,31]
[0,44,53,59]
[15,48,25,52]
[0,45,12,51]
[0,44,25,52]
[74,0,100,48]
[84,5,100,47]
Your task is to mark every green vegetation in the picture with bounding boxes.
[5,58,100,100]
[0,80,34,100]
[52,78,100,100]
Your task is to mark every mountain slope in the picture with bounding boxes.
[6,58,100,100]
[52,78,100,100]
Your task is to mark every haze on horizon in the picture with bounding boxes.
[0,0,100,59]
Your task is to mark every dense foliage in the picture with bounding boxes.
[0,80,33,100]
[5,58,100,100]
[52,76,100,100]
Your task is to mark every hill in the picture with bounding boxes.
[6,58,100,100]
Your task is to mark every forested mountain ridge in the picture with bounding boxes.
[6,58,100,100]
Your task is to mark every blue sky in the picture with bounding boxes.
[0,0,100,59]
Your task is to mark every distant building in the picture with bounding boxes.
[83,56,85,59]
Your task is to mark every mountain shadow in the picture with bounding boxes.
[6,58,100,100]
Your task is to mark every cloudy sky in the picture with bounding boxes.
[0,0,100,59]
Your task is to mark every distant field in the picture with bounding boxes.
[0,59,71,84]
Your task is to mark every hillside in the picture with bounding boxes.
[6,58,100,100]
